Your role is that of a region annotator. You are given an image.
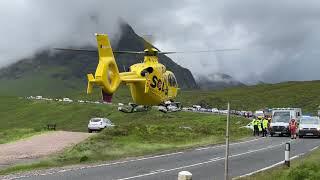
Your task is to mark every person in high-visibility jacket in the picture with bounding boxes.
[252,118,259,136]
[262,118,269,137]
[257,117,262,135]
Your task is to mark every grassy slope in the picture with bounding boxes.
[242,148,320,180]
[0,96,250,174]
[2,70,320,114]
[74,80,320,115]
[177,81,320,114]
[0,66,84,97]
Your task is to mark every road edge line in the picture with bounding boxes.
[233,145,320,180]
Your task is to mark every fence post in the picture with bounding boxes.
[285,142,290,167]
[225,102,230,180]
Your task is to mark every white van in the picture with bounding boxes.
[270,108,302,137]
[254,110,265,118]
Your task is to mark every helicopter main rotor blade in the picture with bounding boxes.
[113,51,145,54]
[54,48,145,54]
[159,49,240,54]
[54,48,98,52]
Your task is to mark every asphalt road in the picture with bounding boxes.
[8,137,320,180]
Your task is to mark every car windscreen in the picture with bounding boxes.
[272,111,290,123]
[90,118,102,122]
[300,117,319,124]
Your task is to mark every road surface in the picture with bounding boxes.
[5,137,320,180]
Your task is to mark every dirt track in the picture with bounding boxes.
[0,131,92,168]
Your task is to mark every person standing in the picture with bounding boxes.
[257,117,262,136]
[289,119,297,139]
[262,118,269,137]
[252,118,259,136]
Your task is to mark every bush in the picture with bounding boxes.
[105,126,129,137]
[79,156,89,162]
[288,162,320,180]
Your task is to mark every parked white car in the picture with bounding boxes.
[212,108,219,113]
[88,118,114,133]
[63,98,73,102]
[167,105,181,112]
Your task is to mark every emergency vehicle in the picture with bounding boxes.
[270,108,302,137]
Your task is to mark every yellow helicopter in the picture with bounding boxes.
[56,33,238,110]
[89,33,179,106]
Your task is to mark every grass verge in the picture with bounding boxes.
[240,148,320,180]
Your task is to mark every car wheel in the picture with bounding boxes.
[88,129,92,133]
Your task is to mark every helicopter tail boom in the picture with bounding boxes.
[86,34,121,95]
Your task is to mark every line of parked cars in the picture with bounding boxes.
[181,105,253,117]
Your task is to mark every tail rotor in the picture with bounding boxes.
[86,34,121,101]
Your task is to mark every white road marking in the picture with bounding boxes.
[210,157,223,161]
[309,146,318,152]
[77,151,184,169]
[6,139,300,180]
[6,151,184,180]
[115,142,284,180]
[233,150,314,179]
[149,169,166,173]
[195,138,261,151]
[116,157,225,180]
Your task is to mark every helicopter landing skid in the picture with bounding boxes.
[118,103,151,113]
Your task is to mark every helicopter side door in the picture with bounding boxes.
[167,73,178,99]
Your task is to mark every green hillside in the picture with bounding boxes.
[0,96,249,135]
[74,80,320,114]
[0,96,250,174]
[2,79,319,114]
[0,66,84,96]
[177,80,320,114]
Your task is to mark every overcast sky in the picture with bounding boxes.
[1,0,320,84]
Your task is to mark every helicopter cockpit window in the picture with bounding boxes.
[168,74,177,87]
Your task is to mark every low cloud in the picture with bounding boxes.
[1,0,320,83]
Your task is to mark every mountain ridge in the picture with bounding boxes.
[196,72,245,90]
[0,23,197,96]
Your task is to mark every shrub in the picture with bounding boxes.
[288,162,320,180]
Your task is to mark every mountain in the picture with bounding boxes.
[196,73,245,90]
[0,23,197,96]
